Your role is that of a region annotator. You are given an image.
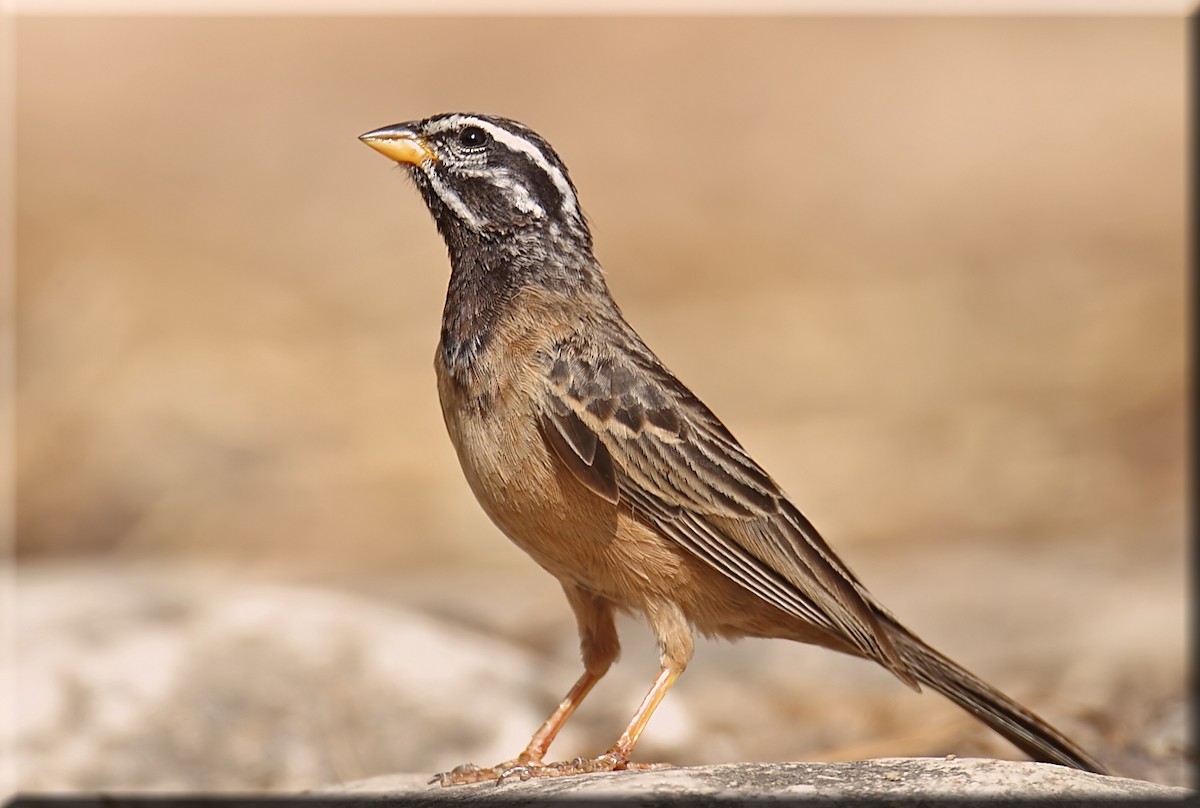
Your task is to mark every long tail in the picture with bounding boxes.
[888,626,1108,774]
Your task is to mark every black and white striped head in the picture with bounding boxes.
[360,113,590,246]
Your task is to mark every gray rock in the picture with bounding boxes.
[11,562,1189,793]
[11,562,551,790]
[318,758,1192,802]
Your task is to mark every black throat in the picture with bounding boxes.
[438,229,524,376]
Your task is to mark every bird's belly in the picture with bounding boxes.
[435,372,634,595]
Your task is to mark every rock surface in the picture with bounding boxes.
[10,561,1189,793]
[11,563,553,791]
[319,759,1191,802]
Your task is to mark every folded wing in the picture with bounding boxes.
[537,336,913,682]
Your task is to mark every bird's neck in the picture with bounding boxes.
[439,241,517,376]
[437,225,607,378]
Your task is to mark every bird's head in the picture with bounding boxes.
[360,113,592,251]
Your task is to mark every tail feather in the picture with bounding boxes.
[889,627,1107,775]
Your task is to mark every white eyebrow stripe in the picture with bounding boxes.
[426,115,581,220]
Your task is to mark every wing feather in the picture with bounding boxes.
[539,408,619,504]
[538,338,909,675]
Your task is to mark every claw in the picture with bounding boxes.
[496,764,535,784]
[429,762,501,787]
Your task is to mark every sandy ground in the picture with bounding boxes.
[11,15,1187,791]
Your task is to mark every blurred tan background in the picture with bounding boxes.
[13,15,1187,791]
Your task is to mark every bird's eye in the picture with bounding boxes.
[458,126,490,149]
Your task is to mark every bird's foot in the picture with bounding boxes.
[429,759,525,787]
[504,753,671,781]
[430,753,671,787]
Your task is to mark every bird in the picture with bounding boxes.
[358,112,1107,786]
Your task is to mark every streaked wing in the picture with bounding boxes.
[537,336,906,672]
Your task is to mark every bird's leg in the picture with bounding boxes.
[429,669,605,787]
[515,667,603,765]
[495,600,690,781]
[514,584,620,767]
[608,666,680,763]
[431,586,619,787]
[570,665,681,773]
[557,600,691,774]
[486,665,682,783]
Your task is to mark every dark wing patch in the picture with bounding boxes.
[540,404,619,505]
